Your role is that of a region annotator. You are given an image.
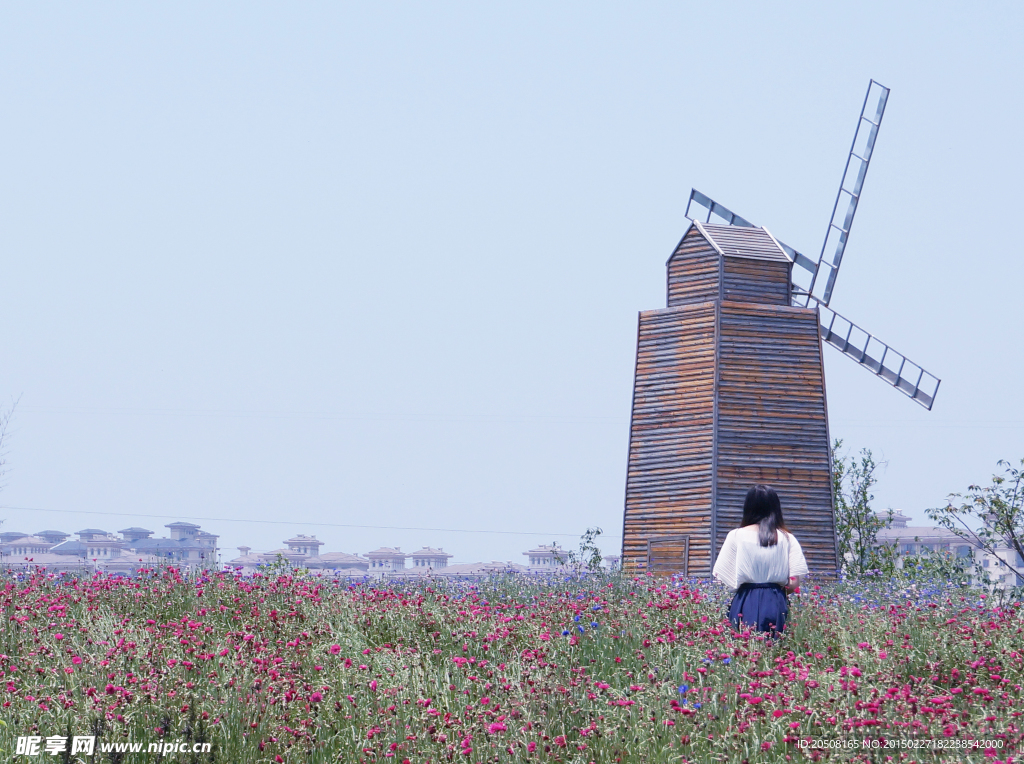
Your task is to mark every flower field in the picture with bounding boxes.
[1,568,1022,763]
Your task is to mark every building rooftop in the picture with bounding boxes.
[698,222,790,263]
[366,547,405,556]
[311,552,368,563]
[523,544,565,555]
[411,547,452,557]
[876,526,969,542]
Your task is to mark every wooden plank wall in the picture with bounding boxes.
[667,229,721,307]
[714,301,837,576]
[622,303,716,576]
[722,257,791,305]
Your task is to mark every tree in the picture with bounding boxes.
[553,527,604,573]
[926,459,1024,587]
[831,439,898,577]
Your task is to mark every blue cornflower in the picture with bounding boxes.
[591,622,599,629]
[562,630,571,636]
[722,658,731,665]
[693,702,702,709]
[678,684,689,694]
[592,605,602,611]
[574,614,581,622]
[577,625,585,634]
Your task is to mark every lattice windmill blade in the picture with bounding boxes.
[685,189,818,285]
[817,304,940,409]
[808,80,890,306]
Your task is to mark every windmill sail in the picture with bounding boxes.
[815,303,940,410]
[806,80,890,306]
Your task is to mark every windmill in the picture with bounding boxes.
[621,80,940,577]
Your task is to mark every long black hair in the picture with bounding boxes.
[741,484,786,547]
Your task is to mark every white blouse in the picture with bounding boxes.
[712,525,809,591]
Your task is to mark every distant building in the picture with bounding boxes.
[366,547,407,571]
[284,535,324,557]
[224,535,369,574]
[304,552,370,572]
[36,530,70,545]
[0,534,56,557]
[0,523,220,572]
[524,544,567,571]
[869,510,1023,590]
[409,547,453,569]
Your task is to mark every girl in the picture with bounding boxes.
[712,484,809,635]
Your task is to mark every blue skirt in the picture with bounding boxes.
[727,582,789,634]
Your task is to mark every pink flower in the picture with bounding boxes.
[369,680,377,691]
[72,656,82,665]
[54,633,64,641]
[329,644,341,655]
[488,722,506,734]
[527,742,537,752]
[310,692,323,703]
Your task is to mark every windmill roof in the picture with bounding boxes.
[697,223,790,263]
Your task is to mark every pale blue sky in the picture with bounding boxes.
[0,2,1021,563]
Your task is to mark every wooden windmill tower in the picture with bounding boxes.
[621,81,940,577]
